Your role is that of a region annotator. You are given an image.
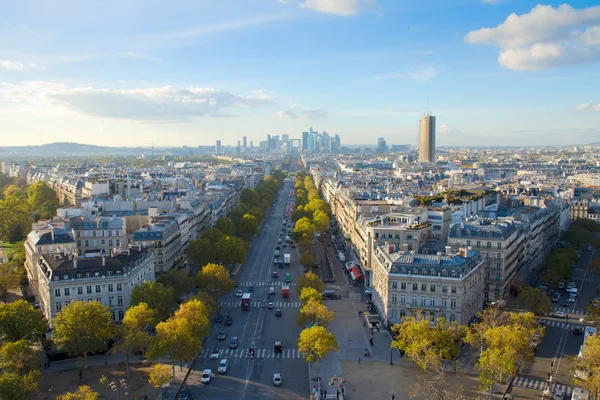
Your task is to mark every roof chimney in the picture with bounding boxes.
[436,251,442,264]
[445,246,452,256]
[402,243,409,252]
[388,243,394,254]
[459,247,467,258]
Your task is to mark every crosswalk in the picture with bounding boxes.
[513,377,572,395]
[537,319,584,329]
[571,277,596,282]
[220,301,302,308]
[237,281,297,287]
[200,347,304,359]
[552,306,588,316]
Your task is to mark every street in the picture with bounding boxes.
[186,177,309,400]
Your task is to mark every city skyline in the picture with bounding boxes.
[1,0,599,147]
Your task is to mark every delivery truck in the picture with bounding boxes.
[284,253,291,265]
[241,293,251,310]
[282,285,290,298]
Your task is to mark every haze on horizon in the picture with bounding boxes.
[0,0,599,148]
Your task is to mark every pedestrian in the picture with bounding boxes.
[358,357,361,364]
[566,313,569,321]
[392,395,395,400]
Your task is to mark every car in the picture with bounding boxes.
[273,258,279,264]
[236,290,243,297]
[280,232,283,236]
[558,282,565,289]
[210,348,220,360]
[268,301,274,309]
[272,271,279,278]
[274,341,282,353]
[573,327,583,335]
[214,314,223,323]
[567,282,577,288]
[569,296,576,303]
[249,286,254,292]
[275,309,282,317]
[178,387,193,400]
[273,373,282,386]
[291,243,296,248]
[551,293,560,303]
[278,238,282,243]
[201,369,212,384]
[230,337,238,349]
[276,245,280,250]
[234,281,239,287]
[589,246,593,251]
[218,329,226,340]
[561,300,570,307]
[282,243,287,247]
[553,311,565,318]
[218,359,228,374]
[266,224,270,228]
[224,315,233,326]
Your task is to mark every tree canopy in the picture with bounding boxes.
[297,271,325,295]
[0,299,48,343]
[56,385,99,400]
[196,263,234,301]
[296,298,334,327]
[238,214,259,241]
[156,269,195,300]
[130,281,176,322]
[515,287,552,316]
[298,325,339,365]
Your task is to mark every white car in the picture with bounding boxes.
[569,296,576,303]
[236,290,243,297]
[273,373,282,386]
[210,348,220,359]
[201,369,212,384]
[218,359,228,374]
[553,311,565,318]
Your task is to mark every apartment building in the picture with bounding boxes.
[71,216,127,254]
[131,219,182,273]
[53,178,84,207]
[34,247,155,326]
[569,199,600,223]
[371,244,485,326]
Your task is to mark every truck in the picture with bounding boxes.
[338,252,346,262]
[282,285,290,298]
[284,253,291,265]
[241,293,251,310]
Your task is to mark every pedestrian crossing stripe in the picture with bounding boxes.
[513,377,572,395]
[220,301,302,308]
[551,307,587,316]
[536,319,585,330]
[238,281,297,287]
[200,348,305,359]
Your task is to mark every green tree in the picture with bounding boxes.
[187,238,215,267]
[231,205,246,232]
[26,181,59,220]
[0,299,48,342]
[193,291,217,317]
[149,363,172,388]
[291,206,312,223]
[240,188,260,208]
[298,325,339,385]
[299,287,321,305]
[115,303,157,377]
[296,299,334,327]
[516,287,553,316]
[130,281,176,322]
[0,264,21,303]
[565,227,591,248]
[215,236,247,265]
[239,214,259,241]
[0,340,40,373]
[52,301,115,368]
[157,269,195,300]
[148,316,202,377]
[300,251,315,267]
[572,334,600,398]
[0,371,40,400]
[247,206,265,223]
[171,299,210,341]
[196,263,234,302]
[293,217,316,248]
[297,271,325,295]
[312,210,330,233]
[539,267,566,288]
[0,196,32,242]
[56,385,99,400]
[214,218,235,236]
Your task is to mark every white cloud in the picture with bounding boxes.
[465,4,600,70]
[576,103,600,111]
[438,124,462,135]
[0,60,43,71]
[0,81,277,121]
[301,0,360,16]
[423,50,434,55]
[372,66,442,83]
[288,100,300,108]
[277,109,327,120]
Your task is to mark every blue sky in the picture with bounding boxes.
[1,0,599,147]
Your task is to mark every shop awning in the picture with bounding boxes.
[350,267,363,281]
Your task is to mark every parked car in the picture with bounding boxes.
[201,369,212,384]
[218,359,228,374]
[569,296,576,303]
[573,327,583,335]
[273,258,279,264]
[551,293,561,303]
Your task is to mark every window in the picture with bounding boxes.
[412,283,418,291]
[37,246,42,252]
[412,297,418,306]
[111,311,116,321]
[109,240,113,246]
[391,294,397,304]
[497,242,502,249]
[451,298,457,308]
[401,295,406,304]
[55,289,60,297]
[64,288,70,296]
[87,298,92,303]
[449,314,456,322]
[85,273,91,278]
[442,285,448,293]
[400,310,406,318]
[56,302,62,311]
[392,281,397,289]
[95,285,101,293]
[77,273,82,279]
[430,284,436,292]
[86,286,92,294]
[421,283,427,291]
[442,298,447,308]
[117,296,123,306]
[96,297,102,303]
[84,240,89,247]
[116,240,121,247]
[108,231,112,237]
[101,240,105,245]
[466,240,471,246]
[430,298,436,307]
[421,297,426,306]
[77,287,83,295]
[107,271,112,276]
[476,241,481,248]
[65,300,71,306]
[109,296,114,306]
[93,231,97,237]
[487,242,491,249]
[391,309,397,320]
[451,286,457,294]
[108,284,113,292]
[118,310,124,321]
[117,283,122,291]
[401,282,406,290]
[441,313,447,320]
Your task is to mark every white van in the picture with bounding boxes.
[567,287,578,297]
[268,287,275,295]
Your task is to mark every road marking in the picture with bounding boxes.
[219,301,302,308]
[513,377,572,395]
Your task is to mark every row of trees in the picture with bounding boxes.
[391,307,544,399]
[292,172,331,249]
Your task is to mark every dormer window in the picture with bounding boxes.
[54,276,60,281]
[76,274,82,279]
[106,271,112,276]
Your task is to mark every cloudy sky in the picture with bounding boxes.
[1,0,599,147]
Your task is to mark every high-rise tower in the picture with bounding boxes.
[418,113,436,162]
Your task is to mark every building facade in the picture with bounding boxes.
[131,219,182,273]
[418,114,436,163]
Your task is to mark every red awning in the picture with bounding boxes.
[350,267,363,281]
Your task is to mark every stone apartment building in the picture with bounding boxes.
[34,247,155,326]
[131,219,182,273]
[70,216,127,255]
[371,244,485,326]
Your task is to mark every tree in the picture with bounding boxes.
[593,237,600,249]
[240,188,260,208]
[298,325,339,384]
[300,251,315,267]
[293,217,316,248]
[116,303,157,377]
[0,299,48,342]
[130,281,176,322]
[52,301,114,368]
[0,264,21,303]
[148,316,202,377]
[247,206,265,223]
[516,287,553,316]
[291,206,312,223]
[299,287,322,305]
[57,385,99,400]
[539,267,566,288]
[149,363,172,388]
[172,299,210,341]
[0,196,32,242]
[187,238,215,268]
[26,181,59,220]
[202,227,225,244]
[565,227,591,248]
[215,236,247,265]
[297,271,325,295]
[192,291,217,317]
[312,210,330,233]
[157,269,195,300]
[572,334,600,398]
[0,340,39,373]
[231,205,246,232]
[296,299,334,327]
[214,217,235,236]
[196,263,234,302]
[0,371,40,400]
[238,214,259,241]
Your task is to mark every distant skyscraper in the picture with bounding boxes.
[418,113,436,162]
[302,132,309,150]
[377,137,387,153]
[216,140,222,155]
[243,136,247,149]
[335,134,341,149]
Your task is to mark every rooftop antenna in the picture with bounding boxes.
[426,96,430,116]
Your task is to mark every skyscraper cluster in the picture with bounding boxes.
[301,127,341,153]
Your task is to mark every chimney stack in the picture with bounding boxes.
[388,243,394,254]
[459,247,467,258]
[436,251,442,264]
[445,246,452,256]
[402,243,409,252]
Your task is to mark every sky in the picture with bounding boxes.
[0,0,599,148]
